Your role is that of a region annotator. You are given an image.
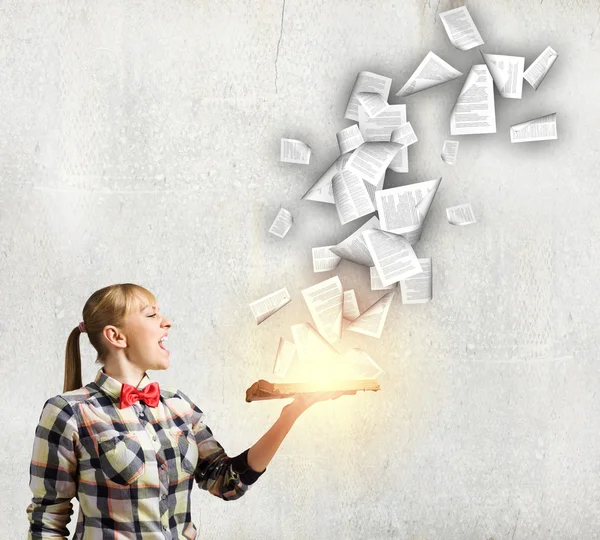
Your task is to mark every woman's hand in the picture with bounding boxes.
[281,390,346,419]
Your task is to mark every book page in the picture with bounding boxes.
[356,91,389,118]
[396,51,463,97]
[523,46,558,90]
[446,203,476,225]
[481,52,525,99]
[330,215,380,267]
[332,169,376,225]
[342,289,361,321]
[249,287,291,325]
[399,258,432,304]
[450,64,496,135]
[312,246,342,273]
[439,6,484,51]
[344,71,392,121]
[347,291,395,339]
[301,276,344,343]
[391,122,418,147]
[345,141,400,185]
[370,266,395,291]
[441,140,459,164]
[290,322,339,366]
[268,208,293,238]
[362,229,422,286]
[280,138,311,164]
[302,153,352,204]
[510,113,557,143]
[336,124,364,154]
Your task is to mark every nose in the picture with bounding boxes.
[162,316,172,328]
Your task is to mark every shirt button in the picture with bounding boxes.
[152,435,157,441]
[162,524,168,530]
[138,411,145,418]
[161,494,167,500]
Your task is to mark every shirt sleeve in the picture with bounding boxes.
[26,395,79,539]
[177,389,266,501]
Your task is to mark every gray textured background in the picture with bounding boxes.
[5,0,600,538]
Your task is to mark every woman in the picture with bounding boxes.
[27,283,341,539]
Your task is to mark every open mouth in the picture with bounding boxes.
[158,338,169,353]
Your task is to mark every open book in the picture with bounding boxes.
[246,379,381,402]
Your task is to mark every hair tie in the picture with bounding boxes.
[78,321,86,333]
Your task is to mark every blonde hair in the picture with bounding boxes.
[64,283,157,392]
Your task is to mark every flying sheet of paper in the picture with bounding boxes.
[446,203,476,225]
[249,287,291,325]
[280,138,311,164]
[290,322,339,364]
[359,104,409,172]
[396,51,463,97]
[510,113,557,143]
[337,125,364,154]
[362,229,422,286]
[345,141,400,185]
[523,46,558,90]
[332,169,376,225]
[370,266,395,291]
[480,52,525,99]
[439,6,484,51]
[391,122,418,147]
[450,64,496,135]
[375,177,442,245]
[312,246,342,273]
[347,291,395,339]
[441,140,459,164]
[273,338,296,378]
[342,289,361,321]
[357,92,390,118]
[364,169,386,206]
[339,348,384,379]
[301,153,352,204]
[344,71,392,122]
[301,276,344,344]
[330,215,380,267]
[399,258,432,304]
[268,208,293,238]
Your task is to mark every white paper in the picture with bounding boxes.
[441,140,459,164]
[370,266,395,291]
[345,141,401,185]
[391,122,418,148]
[342,289,361,321]
[302,153,352,205]
[510,113,557,143]
[332,169,376,225]
[280,138,311,164]
[375,177,442,245]
[330,215,381,267]
[249,287,291,325]
[273,338,296,378]
[481,52,525,99]
[347,291,395,339]
[312,246,342,273]
[399,258,432,304]
[301,276,344,344]
[359,104,409,173]
[268,208,293,238]
[446,203,476,225]
[362,229,422,286]
[450,64,496,135]
[396,51,463,97]
[439,6,484,51]
[344,71,392,122]
[363,169,386,206]
[336,124,364,154]
[523,46,558,90]
[356,92,390,118]
[339,348,384,379]
[290,322,339,364]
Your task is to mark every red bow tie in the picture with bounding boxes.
[120,382,160,409]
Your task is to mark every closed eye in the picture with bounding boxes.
[149,314,157,318]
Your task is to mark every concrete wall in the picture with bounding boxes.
[5,0,600,538]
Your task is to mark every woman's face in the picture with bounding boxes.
[121,297,173,371]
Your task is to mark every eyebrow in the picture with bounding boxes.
[140,305,159,311]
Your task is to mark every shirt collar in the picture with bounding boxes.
[94,367,154,402]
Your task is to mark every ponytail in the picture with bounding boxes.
[63,327,83,392]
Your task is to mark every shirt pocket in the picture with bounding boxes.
[166,424,198,476]
[96,432,146,485]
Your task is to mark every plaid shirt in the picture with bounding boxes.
[27,368,265,539]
